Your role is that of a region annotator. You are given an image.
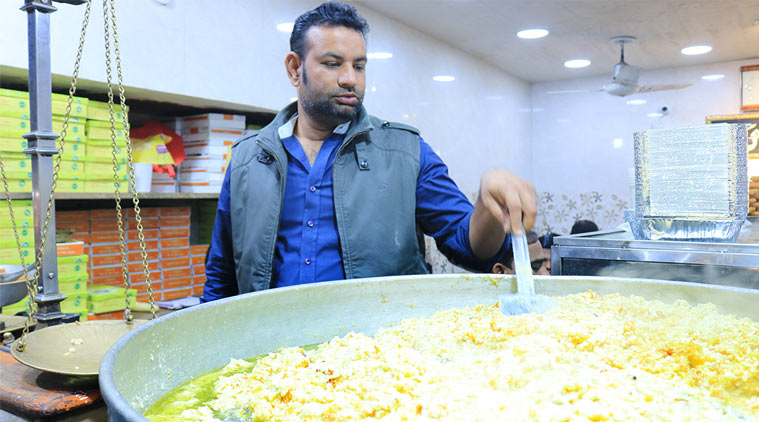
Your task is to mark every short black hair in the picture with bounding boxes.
[539,232,560,249]
[570,220,599,235]
[290,2,369,59]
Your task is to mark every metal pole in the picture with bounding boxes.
[20,0,65,327]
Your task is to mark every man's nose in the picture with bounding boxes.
[339,66,357,88]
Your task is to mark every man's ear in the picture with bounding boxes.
[285,52,303,87]
[492,263,506,274]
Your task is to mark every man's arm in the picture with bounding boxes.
[469,169,537,260]
[201,168,239,302]
[416,139,509,272]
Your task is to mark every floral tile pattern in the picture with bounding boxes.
[423,190,630,274]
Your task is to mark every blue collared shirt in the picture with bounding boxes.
[202,117,507,302]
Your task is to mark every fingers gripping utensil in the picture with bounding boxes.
[499,227,557,315]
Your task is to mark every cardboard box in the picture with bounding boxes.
[52,118,86,142]
[57,179,86,193]
[92,265,124,279]
[192,265,206,275]
[127,260,159,273]
[162,257,190,268]
[137,291,162,302]
[86,100,127,122]
[0,136,28,153]
[163,287,192,300]
[92,254,124,267]
[69,233,91,244]
[159,216,190,227]
[91,231,122,244]
[128,217,159,230]
[192,285,203,295]
[190,245,209,256]
[160,238,189,249]
[131,281,163,293]
[163,267,191,279]
[181,157,227,173]
[128,239,159,251]
[160,247,190,259]
[127,250,159,262]
[126,207,159,218]
[91,275,125,288]
[91,243,123,256]
[87,285,136,314]
[180,171,224,184]
[192,275,206,285]
[191,255,205,266]
[179,183,222,194]
[184,144,230,157]
[57,241,85,256]
[159,207,191,217]
[91,220,122,233]
[159,227,189,239]
[150,183,177,193]
[181,113,245,130]
[127,229,159,241]
[84,180,127,194]
[56,209,90,223]
[130,271,161,284]
[163,276,191,290]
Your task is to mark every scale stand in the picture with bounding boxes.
[20,0,88,328]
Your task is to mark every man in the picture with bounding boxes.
[202,2,537,301]
[491,231,550,276]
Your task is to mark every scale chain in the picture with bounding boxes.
[103,0,156,320]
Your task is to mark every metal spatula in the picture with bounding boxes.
[499,228,557,316]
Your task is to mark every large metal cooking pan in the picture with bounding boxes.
[99,274,759,422]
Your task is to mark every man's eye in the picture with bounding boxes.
[325,62,339,68]
[354,65,365,71]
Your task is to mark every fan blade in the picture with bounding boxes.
[636,83,692,93]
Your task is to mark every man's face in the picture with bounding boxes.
[298,25,366,126]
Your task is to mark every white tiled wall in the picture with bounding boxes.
[0,0,532,196]
[531,58,758,233]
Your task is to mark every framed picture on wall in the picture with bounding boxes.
[741,65,759,112]
[706,113,759,159]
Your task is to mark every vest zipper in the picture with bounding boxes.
[333,128,371,279]
[257,141,286,285]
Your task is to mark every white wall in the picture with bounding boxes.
[0,0,532,196]
[530,58,759,234]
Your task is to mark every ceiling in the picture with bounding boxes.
[355,0,759,82]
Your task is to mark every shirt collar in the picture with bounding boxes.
[277,113,351,139]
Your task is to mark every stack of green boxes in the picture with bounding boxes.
[0,199,90,320]
[0,254,90,321]
[85,101,129,193]
[87,285,136,314]
[0,88,88,192]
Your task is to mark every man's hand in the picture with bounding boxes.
[469,169,537,259]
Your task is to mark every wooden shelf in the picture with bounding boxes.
[5,192,219,200]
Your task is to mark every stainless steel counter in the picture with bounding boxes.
[552,219,759,289]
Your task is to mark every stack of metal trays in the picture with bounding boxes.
[630,123,748,242]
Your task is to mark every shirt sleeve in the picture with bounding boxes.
[201,167,239,302]
[415,138,508,272]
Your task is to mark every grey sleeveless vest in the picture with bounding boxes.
[229,103,428,293]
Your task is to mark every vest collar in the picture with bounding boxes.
[257,101,375,154]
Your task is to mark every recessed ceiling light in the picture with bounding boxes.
[681,45,712,55]
[367,52,393,59]
[626,99,646,105]
[647,112,663,118]
[433,75,455,82]
[517,29,549,39]
[564,59,591,68]
[276,22,294,33]
[701,73,725,80]
[613,138,624,149]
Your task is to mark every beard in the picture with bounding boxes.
[299,68,363,126]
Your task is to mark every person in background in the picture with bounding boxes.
[538,232,559,274]
[491,231,549,275]
[202,2,538,301]
[570,219,599,235]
